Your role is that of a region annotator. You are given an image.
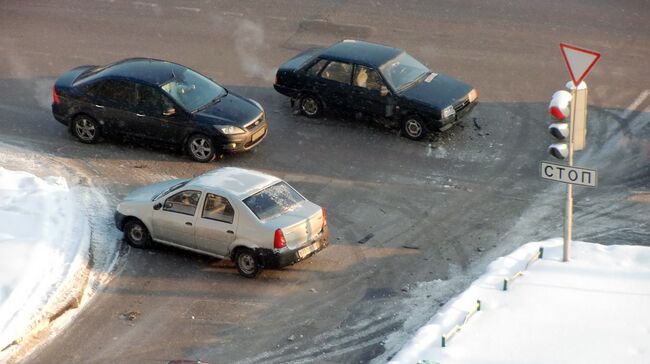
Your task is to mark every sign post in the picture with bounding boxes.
[556,43,600,261]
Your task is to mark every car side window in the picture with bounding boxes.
[163,190,202,216]
[136,84,175,113]
[202,193,234,224]
[85,79,137,107]
[320,61,352,84]
[353,66,385,91]
[305,59,328,78]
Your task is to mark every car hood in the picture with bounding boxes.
[195,91,262,126]
[123,179,189,202]
[400,73,473,109]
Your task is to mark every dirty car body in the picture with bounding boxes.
[52,58,267,162]
[115,167,329,278]
[274,40,478,140]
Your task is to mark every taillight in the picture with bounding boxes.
[52,87,60,104]
[274,228,287,249]
[321,207,327,229]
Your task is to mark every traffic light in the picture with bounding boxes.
[548,90,572,159]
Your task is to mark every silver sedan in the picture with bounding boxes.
[115,167,329,277]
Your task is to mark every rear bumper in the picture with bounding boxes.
[52,103,69,126]
[273,84,299,98]
[255,227,330,268]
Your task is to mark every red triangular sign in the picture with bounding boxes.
[560,43,601,86]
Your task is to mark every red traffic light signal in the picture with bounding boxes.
[549,90,572,120]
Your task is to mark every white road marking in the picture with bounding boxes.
[266,15,287,21]
[223,11,244,17]
[619,90,650,120]
[133,1,158,7]
[174,6,200,12]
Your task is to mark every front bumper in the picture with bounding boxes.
[217,116,268,153]
[435,99,478,131]
[255,227,330,269]
[114,211,126,231]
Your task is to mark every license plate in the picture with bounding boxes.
[298,241,320,259]
[252,128,265,141]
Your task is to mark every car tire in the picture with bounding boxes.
[401,115,426,140]
[124,219,152,249]
[299,94,322,118]
[187,134,216,163]
[235,248,260,278]
[72,114,101,144]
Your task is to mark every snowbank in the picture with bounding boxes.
[390,238,650,364]
[0,168,90,353]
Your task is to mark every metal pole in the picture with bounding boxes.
[564,87,577,262]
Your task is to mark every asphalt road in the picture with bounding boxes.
[1,1,649,363]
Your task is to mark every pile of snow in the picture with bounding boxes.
[0,168,90,353]
[390,238,650,364]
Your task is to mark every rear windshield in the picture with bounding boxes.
[243,182,305,220]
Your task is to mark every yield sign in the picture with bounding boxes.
[560,43,601,86]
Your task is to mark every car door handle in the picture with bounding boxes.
[95,104,105,109]
[135,113,145,117]
[185,222,193,226]
[226,230,234,234]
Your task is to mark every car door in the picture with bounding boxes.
[314,60,353,109]
[193,193,237,256]
[134,83,188,144]
[85,79,139,135]
[351,65,395,118]
[151,189,201,247]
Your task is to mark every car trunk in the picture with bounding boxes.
[266,202,324,250]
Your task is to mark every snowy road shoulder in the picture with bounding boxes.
[0,167,90,358]
[390,239,650,364]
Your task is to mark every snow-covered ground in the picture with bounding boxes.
[389,238,650,364]
[0,167,90,354]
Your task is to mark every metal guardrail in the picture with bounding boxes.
[502,247,544,291]
[441,299,481,347]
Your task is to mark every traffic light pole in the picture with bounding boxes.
[564,87,577,262]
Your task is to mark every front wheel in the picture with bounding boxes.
[124,219,152,249]
[72,115,101,143]
[187,134,216,162]
[299,94,322,118]
[235,248,260,278]
[401,116,426,140]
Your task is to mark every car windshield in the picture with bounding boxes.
[379,52,431,92]
[151,180,189,201]
[161,68,226,112]
[243,182,305,220]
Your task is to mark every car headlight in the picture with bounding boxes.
[441,105,455,119]
[468,88,478,103]
[214,125,246,135]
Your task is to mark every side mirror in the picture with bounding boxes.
[163,108,176,117]
[153,203,162,210]
[380,86,390,97]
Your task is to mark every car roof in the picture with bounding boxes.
[320,40,403,68]
[186,167,281,199]
[80,58,187,86]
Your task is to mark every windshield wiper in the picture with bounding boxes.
[397,72,430,92]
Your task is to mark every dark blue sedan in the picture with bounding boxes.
[52,58,267,162]
[274,40,477,140]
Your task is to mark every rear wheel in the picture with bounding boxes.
[235,248,260,278]
[72,115,100,143]
[299,94,322,118]
[124,219,152,249]
[187,134,216,162]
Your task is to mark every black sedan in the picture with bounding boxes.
[274,40,477,140]
[52,58,268,162]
